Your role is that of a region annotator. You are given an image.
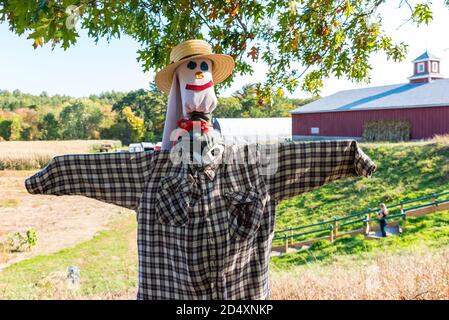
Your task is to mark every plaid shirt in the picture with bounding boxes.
[25,140,376,300]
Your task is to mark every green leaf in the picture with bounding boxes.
[412,3,433,25]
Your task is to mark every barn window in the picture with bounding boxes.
[311,127,319,134]
[417,62,425,73]
[432,61,438,73]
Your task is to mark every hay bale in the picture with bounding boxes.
[363,120,410,142]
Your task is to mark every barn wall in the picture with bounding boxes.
[414,61,429,75]
[292,106,449,139]
[410,78,429,84]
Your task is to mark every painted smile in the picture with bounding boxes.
[185,80,214,91]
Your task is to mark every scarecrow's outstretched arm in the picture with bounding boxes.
[265,140,376,202]
[25,151,154,211]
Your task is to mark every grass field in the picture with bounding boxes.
[271,210,449,268]
[1,136,449,299]
[1,212,447,299]
[275,137,449,230]
[0,140,121,170]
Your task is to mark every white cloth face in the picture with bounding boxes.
[176,58,218,118]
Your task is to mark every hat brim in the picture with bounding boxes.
[155,54,235,93]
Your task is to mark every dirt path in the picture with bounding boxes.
[0,170,132,269]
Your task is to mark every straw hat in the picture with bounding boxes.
[155,39,235,93]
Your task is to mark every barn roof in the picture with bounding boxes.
[291,78,449,114]
[214,117,291,140]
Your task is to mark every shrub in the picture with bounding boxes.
[0,116,22,141]
[7,228,38,252]
[310,239,330,250]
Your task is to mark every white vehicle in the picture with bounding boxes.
[141,142,155,151]
[128,142,155,153]
[128,143,144,153]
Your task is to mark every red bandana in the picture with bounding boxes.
[173,119,210,146]
[177,119,209,134]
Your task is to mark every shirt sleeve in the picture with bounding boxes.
[264,140,376,201]
[24,151,155,211]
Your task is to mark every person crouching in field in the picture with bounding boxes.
[377,203,389,237]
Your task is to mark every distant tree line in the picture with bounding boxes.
[0,84,317,145]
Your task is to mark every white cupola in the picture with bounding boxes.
[409,51,444,84]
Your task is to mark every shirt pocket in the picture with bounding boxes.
[224,186,266,241]
[155,176,190,226]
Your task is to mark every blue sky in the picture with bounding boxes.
[0,1,448,99]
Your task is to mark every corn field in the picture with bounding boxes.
[0,140,121,170]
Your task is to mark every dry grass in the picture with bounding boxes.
[270,248,449,300]
[0,140,121,170]
[0,199,20,208]
[0,230,8,264]
[0,170,130,270]
[433,134,449,150]
[360,134,449,149]
[23,246,449,300]
[25,279,138,300]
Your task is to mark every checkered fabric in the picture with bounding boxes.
[25,140,376,300]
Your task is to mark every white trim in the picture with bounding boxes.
[412,57,441,63]
[417,62,425,73]
[292,135,362,141]
[432,61,439,73]
[291,103,449,114]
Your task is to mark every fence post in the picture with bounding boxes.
[401,208,407,231]
[284,234,288,253]
[333,218,338,239]
[289,229,293,246]
[399,201,405,231]
[433,193,438,212]
[329,225,334,243]
[364,213,370,235]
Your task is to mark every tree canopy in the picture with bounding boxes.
[0,84,315,143]
[0,0,444,97]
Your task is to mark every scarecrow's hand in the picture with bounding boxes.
[264,140,376,202]
[25,151,155,211]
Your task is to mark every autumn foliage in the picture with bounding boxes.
[0,0,441,97]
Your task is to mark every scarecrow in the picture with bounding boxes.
[25,40,376,300]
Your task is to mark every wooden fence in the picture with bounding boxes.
[272,191,449,253]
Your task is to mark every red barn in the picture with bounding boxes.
[291,51,449,140]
